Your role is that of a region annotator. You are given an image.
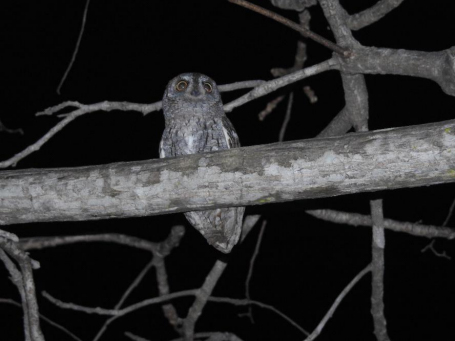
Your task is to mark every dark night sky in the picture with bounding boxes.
[0,1,454,340]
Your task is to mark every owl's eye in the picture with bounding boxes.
[203,82,213,93]
[176,80,188,91]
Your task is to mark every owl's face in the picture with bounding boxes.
[163,73,221,106]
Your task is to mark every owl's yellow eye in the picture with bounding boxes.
[204,82,213,93]
[176,80,188,91]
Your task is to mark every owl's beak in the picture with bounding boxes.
[190,88,201,97]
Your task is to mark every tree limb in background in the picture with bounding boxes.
[182,260,227,340]
[93,226,185,341]
[346,0,406,31]
[207,296,309,336]
[319,0,370,132]
[225,59,338,112]
[20,227,184,340]
[0,238,44,341]
[0,298,83,341]
[370,200,390,341]
[30,219,259,338]
[306,209,455,240]
[20,233,161,252]
[4,42,454,170]
[154,227,186,334]
[42,284,307,337]
[228,0,350,57]
[181,215,261,340]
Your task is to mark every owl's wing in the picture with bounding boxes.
[220,116,241,149]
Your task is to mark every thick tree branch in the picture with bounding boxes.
[0,120,454,226]
[319,0,369,132]
[346,0,406,31]
[339,46,455,96]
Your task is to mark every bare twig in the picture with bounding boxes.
[42,289,196,316]
[20,233,159,252]
[57,0,91,94]
[304,264,372,341]
[278,92,293,142]
[303,86,318,103]
[167,331,244,341]
[0,298,83,341]
[271,40,308,78]
[370,200,390,341]
[43,288,308,336]
[228,0,350,57]
[421,240,451,260]
[306,209,455,240]
[225,58,338,112]
[209,296,309,336]
[0,119,24,135]
[258,95,285,121]
[442,197,455,227]
[243,220,267,322]
[124,331,150,341]
[0,101,160,169]
[91,258,156,341]
[124,332,150,341]
[346,0,406,31]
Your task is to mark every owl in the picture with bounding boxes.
[160,73,245,253]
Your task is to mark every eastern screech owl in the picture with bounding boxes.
[160,73,245,253]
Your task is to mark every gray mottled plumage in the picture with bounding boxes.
[160,73,245,253]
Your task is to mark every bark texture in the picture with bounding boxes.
[0,119,454,225]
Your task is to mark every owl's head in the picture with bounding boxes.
[163,72,221,106]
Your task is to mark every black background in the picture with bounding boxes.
[0,0,454,340]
